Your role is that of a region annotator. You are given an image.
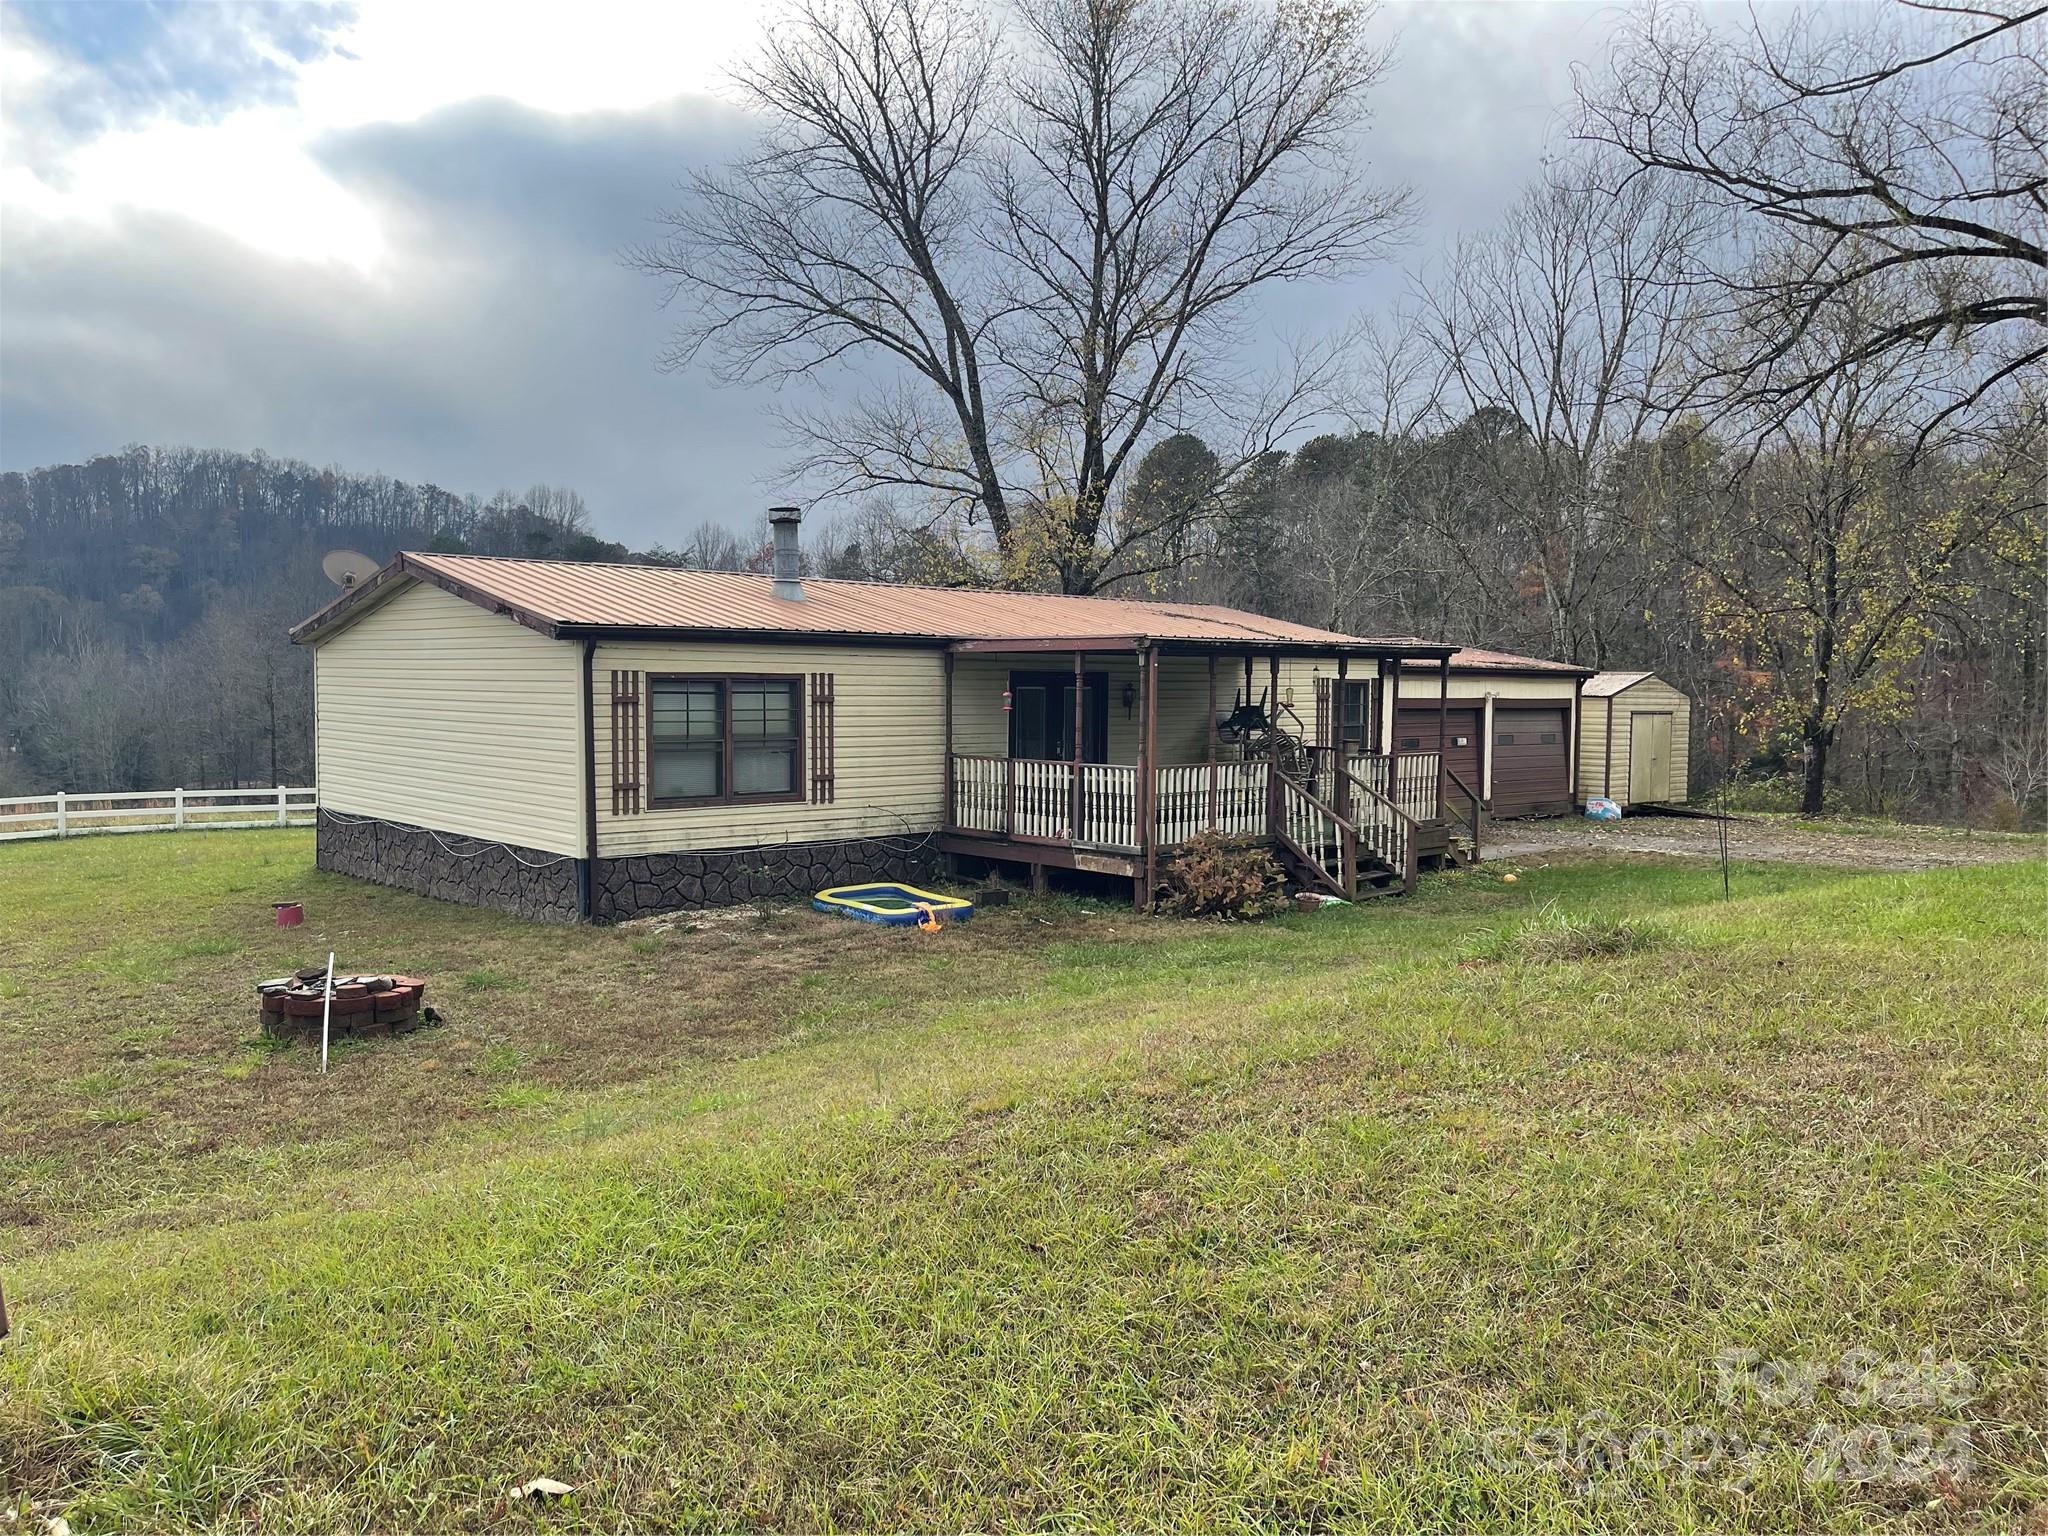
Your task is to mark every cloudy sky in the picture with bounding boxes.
[0,0,1621,548]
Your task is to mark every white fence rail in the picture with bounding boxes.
[0,786,317,843]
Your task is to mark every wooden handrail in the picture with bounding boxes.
[1443,766,1485,863]
[1271,770,1356,830]
[1337,767,1421,894]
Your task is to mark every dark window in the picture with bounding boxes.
[649,675,802,805]
[732,680,801,796]
[1539,731,1558,745]
[1399,736,1423,751]
[1497,733,1515,745]
[1340,681,1372,751]
[1009,670,1108,762]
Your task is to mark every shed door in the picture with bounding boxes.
[1393,705,1482,791]
[1491,707,1571,817]
[1629,712,1672,804]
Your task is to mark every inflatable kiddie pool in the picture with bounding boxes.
[813,882,975,926]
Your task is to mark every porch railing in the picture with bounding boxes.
[949,755,1144,850]
[1153,761,1270,844]
[1273,771,1355,896]
[1342,751,1441,822]
[947,752,1443,889]
[1339,768,1420,894]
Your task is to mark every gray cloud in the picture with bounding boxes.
[0,3,1632,551]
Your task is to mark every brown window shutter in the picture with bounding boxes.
[609,670,642,814]
[810,673,836,803]
[1314,675,1332,751]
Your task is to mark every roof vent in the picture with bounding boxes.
[768,505,804,601]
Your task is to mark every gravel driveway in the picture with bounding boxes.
[1485,812,2046,872]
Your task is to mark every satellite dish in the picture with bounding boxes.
[321,549,381,589]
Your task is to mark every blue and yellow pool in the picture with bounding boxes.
[812,882,975,926]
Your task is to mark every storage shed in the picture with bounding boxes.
[1579,672,1692,808]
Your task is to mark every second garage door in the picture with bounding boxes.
[1393,705,1483,792]
[1492,707,1571,816]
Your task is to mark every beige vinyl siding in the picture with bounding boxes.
[313,580,585,854]
[1395,672,1579,705]
[1579,675,1692,805]
[596,640,944,855]
[950,652,1237,766]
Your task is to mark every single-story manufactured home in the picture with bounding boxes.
[290,511,1677,920]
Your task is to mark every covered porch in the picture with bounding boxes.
[938,637,1480,906]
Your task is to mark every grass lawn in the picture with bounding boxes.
[2,830,2044,1532]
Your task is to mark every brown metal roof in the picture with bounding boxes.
[1399,645,1593,676]
[1582,670,1657,697]
[291,552,1451,654]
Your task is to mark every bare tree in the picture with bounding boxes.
[1416,156,1703,663]
[633,0,1409,592]
[1576,0,2047,432]
[1977,692,2048,824]
[1679,254,2043,815]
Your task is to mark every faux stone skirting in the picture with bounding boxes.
[592,835,939,922]
[317,812,938,923]
[316,810,581,922]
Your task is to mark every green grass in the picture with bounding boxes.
[1,830,2044,1532]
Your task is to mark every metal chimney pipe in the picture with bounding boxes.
[768,505,804,601]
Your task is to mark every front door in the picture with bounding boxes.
[1010,670,1109,763]
[1629,711,1672,804]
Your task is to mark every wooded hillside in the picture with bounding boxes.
[0,446,635,795]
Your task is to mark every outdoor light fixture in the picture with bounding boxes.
[1121,681,1136,716]
[1002,688,1013,713]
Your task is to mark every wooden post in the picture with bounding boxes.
[1005,754,1017,836]
[942,652,955,831]
[1437,654,1450,821]
[1267,654,1281,753]
[1138,645,1159,910]
[1206,652,1219,830]
[55,790,67,838]
[277,784,289,826]
[1382,657,1399,811]
[1569,673,1585,804]
[1070,650,1084,842]
[1334,655,1350,823]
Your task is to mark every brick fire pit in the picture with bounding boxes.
[257,967,432,1038]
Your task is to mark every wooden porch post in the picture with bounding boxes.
[1267,654,1281,752]
[1070,649,1085,841]
[1437,653,1450,818]
[1383,655,1399,807]
[1206,652,1219,830]
[1334,654,1350,822]
[1136,645,1157,909]
[942,650,955,832]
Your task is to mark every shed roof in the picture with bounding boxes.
[290,552,1451,656]
[1400,645,1593,676]
[1583,670,1656,697]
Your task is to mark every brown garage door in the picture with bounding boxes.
[1393,705,1482,795]
[1492,707,1571,816]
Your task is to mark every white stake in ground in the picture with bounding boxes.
[319,951,336,1074]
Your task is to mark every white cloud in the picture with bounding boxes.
[1,0,770,270]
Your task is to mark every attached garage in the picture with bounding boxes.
[1291,643,1598,819]
[1489,705,1574,817]
[1579,671,1693,808]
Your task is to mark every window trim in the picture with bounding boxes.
[645,672,807,809]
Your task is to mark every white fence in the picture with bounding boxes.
[0,786,318,843]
